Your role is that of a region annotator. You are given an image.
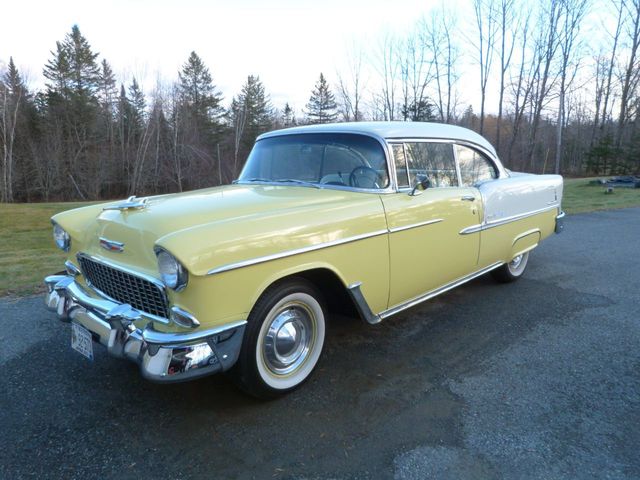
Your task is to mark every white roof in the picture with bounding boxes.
[258,121,497,157]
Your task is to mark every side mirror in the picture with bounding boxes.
[410,175,430,196]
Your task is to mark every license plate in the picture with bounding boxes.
[71,323,94,361]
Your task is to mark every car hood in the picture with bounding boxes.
[53,184,388,277]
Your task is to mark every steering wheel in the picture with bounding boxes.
[349,166,381,189]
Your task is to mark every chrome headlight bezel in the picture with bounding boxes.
[154,247,188,292]
[52,222,71,252]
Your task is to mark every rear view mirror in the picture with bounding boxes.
[410,175,430,196]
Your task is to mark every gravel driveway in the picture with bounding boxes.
[1,208,639,479]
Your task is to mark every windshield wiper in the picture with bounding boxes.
[234,177,272,184]
[273,178,321,189]
[235,178,321,189]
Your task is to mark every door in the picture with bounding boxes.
[381,142,481,308]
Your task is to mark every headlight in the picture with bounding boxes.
[52,222,71,252]
[155,247,188,291]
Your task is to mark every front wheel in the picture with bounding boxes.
[491,251,530,283]
[230,278,326,399]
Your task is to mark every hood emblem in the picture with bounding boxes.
[99,237,125,253]
[103,196,148,211]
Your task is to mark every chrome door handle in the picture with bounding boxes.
[461,195,476,202]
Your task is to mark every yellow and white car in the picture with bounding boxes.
[45,122,564,398]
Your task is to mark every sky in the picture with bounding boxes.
[1,0,443,113]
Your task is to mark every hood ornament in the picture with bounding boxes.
[103,196,148,211]
[99,237,125,253]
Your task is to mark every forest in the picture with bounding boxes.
[1,0,640,203]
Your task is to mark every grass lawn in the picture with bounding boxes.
[562,177,640,214]
[0,202,91,297]
[1,177,639,297]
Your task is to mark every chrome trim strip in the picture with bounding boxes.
[459,224,483,235]
[388,218,443,234]
[142,320,248,346]
[459,205,559,235]
[379,262,503,319]
[347,282,381,325]
[206,229,388,275]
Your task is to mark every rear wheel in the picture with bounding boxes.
[491,251,530,283]
[230,278,326,399]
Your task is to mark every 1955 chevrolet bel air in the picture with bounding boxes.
[45,122,564,398]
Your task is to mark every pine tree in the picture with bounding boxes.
[42,25,102,199]
[305,73,338,124]
[97,59,117,113]
[282,102,296,127]
[229,75,273,173]
[1,57,29,202]
[178,51,224,138]
[128,78,146,127]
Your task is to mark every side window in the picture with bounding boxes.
[404,142,458,188]
[392,144,410,188]
[455,145,498,186]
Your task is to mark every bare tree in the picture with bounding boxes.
[0,58,23,202]
[616,0,640,147]
[473,0,499,134]
[375,33,400,120]
[424,7,460,123]
[399,27,435,121]
[496,0,519,153]
[554,0,589,174]
[336,45,365,122]
[527,0,562,170]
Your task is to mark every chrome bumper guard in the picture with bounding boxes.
[555,211,565,234]
[44,274,246,383]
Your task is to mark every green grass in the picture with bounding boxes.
[0,202,92,297]
[1,178,639,297]
[562,177,640,214]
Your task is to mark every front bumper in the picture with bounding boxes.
[45,274,246,383]
[555,211,565,234]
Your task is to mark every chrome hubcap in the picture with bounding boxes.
[263,303,315,375]
[510,254,523,270]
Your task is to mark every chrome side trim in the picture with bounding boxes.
[388,218,443,234]
[206,229,388,275]
[379,262,503,319]
[459,205,558,235]
[347,282,381,325]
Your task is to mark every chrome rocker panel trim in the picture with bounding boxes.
[44,274,246,383]
[379,261,504,319]
[346,261,505,325]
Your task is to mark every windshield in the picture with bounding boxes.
[238,133,390,190]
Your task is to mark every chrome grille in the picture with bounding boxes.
[78,255,168,318]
